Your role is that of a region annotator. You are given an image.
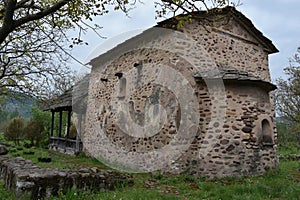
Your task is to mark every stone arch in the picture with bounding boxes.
[253,114,274,146]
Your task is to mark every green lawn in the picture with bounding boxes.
[7,146,109,170]
[0,137,300,200]
[48,160,300,200]
[0,143,299,200]
[278,142,300,155]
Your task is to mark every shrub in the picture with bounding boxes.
[24,119,45,146]
[4,117,24,145]
[69,124,78,139]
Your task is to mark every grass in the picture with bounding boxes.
[0,140,299,200]
[6,145,109,170]
[47,160,300,200]
[277,142,300,155]
[0,181,14,200]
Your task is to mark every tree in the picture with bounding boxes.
[4,116,24,145]
[155,0,240,18]
[0,0,132,97]
[0,3,79,99]
[275,47,300,144]
[30,107,51,133]
[24,119,44,146]
[0,0,236,97]
[0,24,75,98]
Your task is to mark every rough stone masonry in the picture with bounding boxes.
[83,6,279,178]
[0,156,133,199]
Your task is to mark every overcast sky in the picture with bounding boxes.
[70,0,300,81]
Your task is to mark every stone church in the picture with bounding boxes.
[82,6,279,178]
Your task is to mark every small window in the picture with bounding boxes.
[118,77,126,99]
[261,119,273,145]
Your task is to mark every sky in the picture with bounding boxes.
[70,0,300,82]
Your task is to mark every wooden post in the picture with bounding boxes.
[66,109,71,138]
[51,111,55,137]
[59,110,63,137]
[75,113,82,155]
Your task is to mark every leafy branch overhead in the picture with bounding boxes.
[155,0,241,18]
[0,0,132,46]
[0,0,137,98]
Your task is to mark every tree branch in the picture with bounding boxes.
[0,0,71,44]
[14,0,71,28]
[0,0,17,44]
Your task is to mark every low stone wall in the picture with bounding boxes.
[0,156,133,200]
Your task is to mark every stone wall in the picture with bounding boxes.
[84,13,278,178]
[164,14,272,82]
[0,156,133,200]
[167,82,278,177]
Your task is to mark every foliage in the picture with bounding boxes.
[0,143,298,199]
[0,91,36,132]
[154,0,241,19]
[29,107,72,139]
[69,123,78,139]
[0,0,238,98]
[4,143,300,199]
[0,181,15,200]
[0,107,51,147]
[275,47,300,144]
[277,120,299,155]
[31,107,51,132]
[4,116,25,145]
[50,160,300,200]
[277,120,300,145]
[23,119,44,146]
[25,107,67,146]
[0,0,134,98]
[8,147,108,170]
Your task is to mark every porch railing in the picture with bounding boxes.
[49,136,83,155]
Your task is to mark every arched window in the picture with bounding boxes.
[261,119,273,145]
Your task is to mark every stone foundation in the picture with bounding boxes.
[0,156,133,200]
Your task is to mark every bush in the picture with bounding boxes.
[4,117,24,145]
[69,124,78,139]
[24,119,45,146]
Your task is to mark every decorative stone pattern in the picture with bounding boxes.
[0,156,133,200]
[84,7,279,178]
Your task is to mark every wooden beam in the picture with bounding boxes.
[75,113,82,155]
[51,111,55,137]
[59,111,63,137]
[66,110,71,138]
